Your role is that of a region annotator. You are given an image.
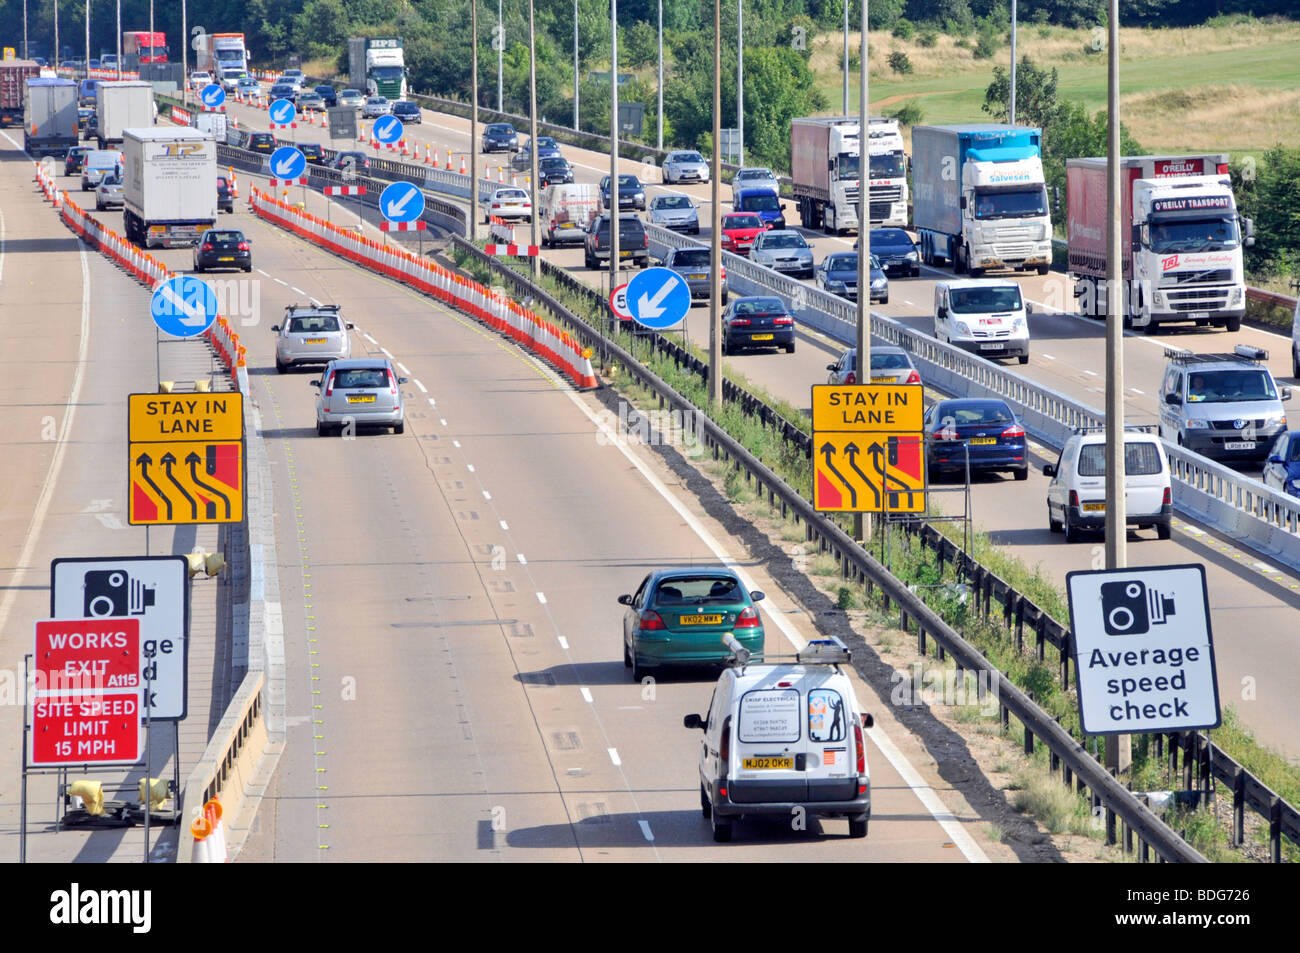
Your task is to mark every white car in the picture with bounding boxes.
[338,89,365,109]
[933,279,1030,365]
[733,166,779,191]
[189,71,213,90]
[662,150,709,184]
[483,187,532,223]
[279,69,306,88]
[1043,428,1172,542]
[362,96,392,118]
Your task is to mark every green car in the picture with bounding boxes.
[619,569,765,681]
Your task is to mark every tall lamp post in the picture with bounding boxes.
[116,0,122,79]
[842,0,849,115]
[528,0,539,278]
[470,0,479,243]
[708,0,722,406]
[854,0,871,542]
[1009,0,1017,124]
[497,0,503,112]
[736,0,743,167]
[656,0,662,151]
[573,0,579,130]
[608,0,619,301]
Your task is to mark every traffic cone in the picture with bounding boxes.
[498,167,504,183]
[424,143,431,164]
[400,138,408,157]
[359,122,367,141]
[445,149,452,170]
[511,173,518,187]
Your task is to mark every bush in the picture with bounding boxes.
[916,29,939,48]
[888,50,913,74]
[973,33,999,59]
[892,18,915,40]
[887,101,924,127]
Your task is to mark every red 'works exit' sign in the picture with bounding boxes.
[34,618,141,693]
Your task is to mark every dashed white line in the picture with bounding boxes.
[1042,353,1055,360]
[452,439,461,447]
[557,635,569,650]
[482,490,492,500]
[414,379,428,393]
[363,333,377,344]
[428,397,436,406]
[516,553,527,565]
[1131,387,1145,395]
[1083,369,1098,376]
[257,268,271,276]
[1253,561,1277,573]
[273,277,288,286]
[466,464,475,472]
[310,297,322,306]
[535,591,547,604]
[381,347,394,358]
[291,286,304,294]
[580,687,593,704]
[638,820,655,841]
[499,520,509,531]
[1184,525,1206,536]
[440,418,447,426]
[397,362,410,374]
[607,748,622,767]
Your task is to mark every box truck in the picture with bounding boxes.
[912,124,1052,276]
[1067,154,1252,334]
[95,79,153,148]
[791,116,910,234]
[348,37,407,100]
[0,60,42,126]
[24,77,79,155]
[121,127,217,248]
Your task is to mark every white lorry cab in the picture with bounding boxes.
[684,636,873,842]
[934,278,1031,364]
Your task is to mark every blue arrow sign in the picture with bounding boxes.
[371,115,404,144]
[150,275,218,338]
[268,98,296,125]
[200,83,226,108]
[627,267,692,330]
[270,146,307,180]
[380,181,425,223]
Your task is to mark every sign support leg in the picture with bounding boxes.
[143,661,152,862]
[20,654,29,863]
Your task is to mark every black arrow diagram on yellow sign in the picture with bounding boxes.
[843,442,882,510]
[868,440,918,511]
[819,442,857,507]
[187,451,231,519]
[160,453,198,520]
[134,453,173,521]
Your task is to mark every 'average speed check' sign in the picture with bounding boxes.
[1065,564,1220,735]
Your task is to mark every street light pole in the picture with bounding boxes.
[182,0,187,107]
[855,0,871,543]
[84,0,88,77]
[709,0,722,406]
[656,0,662,151]
[736,0,743,167]
[470,0,479,244]
[23,0,28,60]
[528,0,539,279]
[609,0,619,301]
[842,0,848,115]
[497,0,503,113]
[573,0,579,130]
[1009,0,1017,125]
[116,0,122,79]
[54,0,59,70]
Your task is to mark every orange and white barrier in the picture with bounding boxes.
[248,186,597,390]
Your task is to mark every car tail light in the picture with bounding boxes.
[720,268,727,279]
[237,242,250,251]
[201,243,213,251]
[934,426,959,441]
[1163,487,1172,505]
[388,368,398,396]
[845,372,856,384]
[643,234,649,248]
[1069,490,1079,509]
[730,318,751,326]
[774,317,793,325]
[324,375,335,397]
[1002,424,1025,440]
[720,719,731,766]
[733,606,761,629]
[638,610,667,631]
[905,370,921,385]
[854,721,865,775]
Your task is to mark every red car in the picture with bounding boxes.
[720,212,765,257]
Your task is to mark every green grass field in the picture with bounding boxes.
[813,20,1300,159]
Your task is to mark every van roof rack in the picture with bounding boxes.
[1169,348,1266,366]
[285,302,341,313]
[723,634,851,670]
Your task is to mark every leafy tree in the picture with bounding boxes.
[1246,147,1300,276]
[1041,100,1143,217]
[982,56,1067,129]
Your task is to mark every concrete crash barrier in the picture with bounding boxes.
[247,185,599,390]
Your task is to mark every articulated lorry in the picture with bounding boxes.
[23,76,79,155]
[121,127,217,248]
[865,117,908,228]
[95,80,153,148]
[123,31,167,70]
[348,37,407,100]
[0,60,41,126]
[791,116,910,234]
[912,124,1052,276]
[1067,154,1252,333]
[195,32,248,83]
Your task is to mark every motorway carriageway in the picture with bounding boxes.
[27,138,1015,861]
[222,91,1300,762]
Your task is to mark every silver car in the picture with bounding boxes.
[826,345,920,386]
[733,167,779,191]
[662,150,709,184]
[94,171,125,210]
[647,194,699,234]
[338,88,365,108]
[274,305,354,374]
[661,246,726,304]
[750,229,814,279]
[312,358,407,435]
[362,96,392,118]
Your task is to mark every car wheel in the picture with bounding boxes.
[1014,466,1029,482]
[912,267,921,278]
[1018,354,1029,365]
[721,293,728,306]
[848,815,868,839]
[275,358,287,374]
[194,262,204,273]
[1157,519,1172,541]
[701,785,712,819]
[785,341,796,354]
[1063,517,1079,544]
[623,640,632,668]
[393,421,405,435]
[316,420,330,437]
[927,464,941,485]
[631,656,646,683]
[1048,505,1063,534]
[1293,347,1299,379]
[711,813,733,843]
[1143,320,1159,335]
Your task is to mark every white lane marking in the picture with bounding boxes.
[466,463,475,472]
[0,231,92,643]
[452,439,461,447]
[1083,369,1098,376]
[291,286,304,294]
[607,748,622,767]
[517,553,527,565]
[363,333,377,344]
[414,379,428,393]
[310,297,322,306]
[482,490,492,500]
[1253,561,1277,573]
[556,370,991,864]
[428,397,436,406]
[499,520,509,530]
[1042,353,1055,360]
[557,635,569,649]
[273,277,287,286]
[257,268,271,276]
[1130,387,1145,395]
[1184,525,1206,536]
[397,361,410,374]
[638,820,655,841]
[381,347,394,358]
[536,591,546,604]
[580,686,593,704]
[440,418,448,426]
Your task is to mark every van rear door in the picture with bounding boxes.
[729,676,807,803]
[803,674,860,802]
[1122,439,1168,517]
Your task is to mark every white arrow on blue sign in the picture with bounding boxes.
[150,275,218,338]
[268,98,296,125]
[200,83,226,108]
[627,266,692,330]
[372,115,404,145]
[270,146,307,180]
[380,181,425,224]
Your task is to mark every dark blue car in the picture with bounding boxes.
[924,398,1028,482]
[733,187,786,230]
[1263,430,1300,498]
[314,85,338,107]
[864,228,920,277]
[481,122,518,153]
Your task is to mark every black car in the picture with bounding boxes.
[721,296,797,355]
[923,398,1028,483]
[193,229,252,273]
[584,213,649,270]
[863,228,920,277]
[314,84,337,107]
[216,174,235,213]
[269,83,297,104]
[247,132,277,154]
[298,142,327,164]
[538,155,574,187]
[331,150,371,173]
[65,145,91,175]
[391,100,421,124]
[599,173,646,211]
[481,122,518,153]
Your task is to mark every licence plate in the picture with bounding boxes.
[871,376,895,383]
[1189,311,1209,319]
[346,394,376,404]
[305,337,327,344]
[1082,502,1106,512]
[680,614,723,626]
[619,250,632,257]
[978,343,1003,351]
[751,333,774,341]
[219,256,234,261]
[688,273,706,279]
[742,757,793,770]
[1224,441,1255,450]
[969,437,997,445]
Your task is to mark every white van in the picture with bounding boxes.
[1043,427,1172,542]
[934,278,1031,365]
[683,636,872,842]
[540,182,599,248]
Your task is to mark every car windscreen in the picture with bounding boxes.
[948,286,1023,314]
[764,234,805,249]
[100,174,121,185]
[656,196,691,209]
[868,154,906,178]
[1078,441,1163,477]
[537,138,557,148]
[872,229,911,246]
[674,152,704,163]
[331,368,388,389]
[289,315,340,333]
[825,255,856,272]
[1186,370,1277,403]
[673,250,710,267]
[724,214,762,230]
[940,402,1015,425]
[617,175,640,188]
[742,193,781,211]
[540,157,568,169]
[653,575,744,604]
[486,124,512,134]
[1289,440,1300,463]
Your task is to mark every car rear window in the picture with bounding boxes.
[674,249,710,267]
[1078,442,1163,477]
[289,315,340,333]
[656,196,691,209]
[735,298,785,315]
[941,401,1014,425]
[872,352,911,370]
[653,575,743,604]
[808,688,847,743]
[765,234,805,249]
[741,193,780,211]
[331,368,388,389]
[207,232,243,243]
[738,689,800,743]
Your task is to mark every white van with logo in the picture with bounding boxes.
[1043,427,1172,543]
[934,278,1031,364]
[683,637,872,842]
[540,182,599,248]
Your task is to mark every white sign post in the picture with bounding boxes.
[1066,564,1220,736]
